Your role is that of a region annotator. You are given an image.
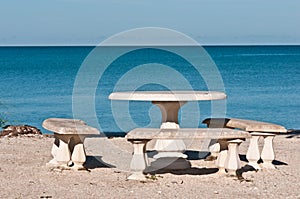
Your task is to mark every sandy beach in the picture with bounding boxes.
[0,133,299,199]
[1,0,299,198]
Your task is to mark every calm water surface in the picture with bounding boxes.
[0,46,299,134]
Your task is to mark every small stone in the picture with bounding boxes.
[214,191,219,194]
[52,168,62,172]
[158,191,162,194]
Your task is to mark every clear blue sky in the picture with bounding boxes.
[1,0,299,45]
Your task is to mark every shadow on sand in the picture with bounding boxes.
[145,167,219,176]
[239,154,288,166]
[83,156,115,169]
[236,154,288,180]
[147,150,210,160]
[286,129,300,138]
[184,150,210,160]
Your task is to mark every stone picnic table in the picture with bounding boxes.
[109,91,227,169]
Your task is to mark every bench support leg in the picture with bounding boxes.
[246,134,261,170]
[216,140,228,174]
[127,140,149,181]
[70,135,86,170]
[55,137,71,168]
[47,134,88,170]
[208,140,220,160]
[225,139,243,176]
[261,134,276,169]
[47,138,60,166]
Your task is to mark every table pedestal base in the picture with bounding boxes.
[154,139,187,157]
[153,130,190,170]
[149,157,191,171]
[151,101,191,170]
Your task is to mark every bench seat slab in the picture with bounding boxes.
[43,118,100,170]
[202,118,287,133]
[126,128,250,140]
[203,118,286,170]
[126,128,250,180]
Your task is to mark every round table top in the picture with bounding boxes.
[109,91,226,101]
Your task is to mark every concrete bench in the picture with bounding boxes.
[42,118,100,170]
[202,118,287,169]
[126,128,250,180]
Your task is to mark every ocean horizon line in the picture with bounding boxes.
[1,43,300,47]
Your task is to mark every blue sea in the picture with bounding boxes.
[0,46,299,135]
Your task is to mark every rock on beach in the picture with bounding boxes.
[0,125,42,137]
